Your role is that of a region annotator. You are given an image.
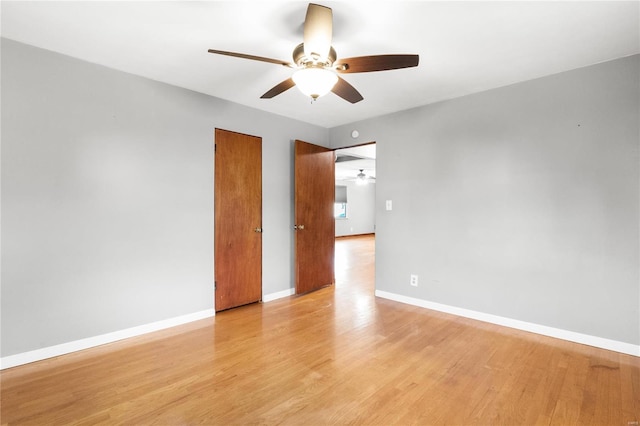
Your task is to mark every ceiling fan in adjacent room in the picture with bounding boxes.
[354,169,375,185]
[339,168,375,185]
[208,3,419,103]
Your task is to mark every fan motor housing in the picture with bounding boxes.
[293,43,337,67]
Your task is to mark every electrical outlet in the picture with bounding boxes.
[410,274,418,287]
[386,200,393,211]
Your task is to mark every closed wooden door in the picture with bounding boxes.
[214,129,262,311]
[294,140,335,294]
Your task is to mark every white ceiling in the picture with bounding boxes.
[1,1,638,128]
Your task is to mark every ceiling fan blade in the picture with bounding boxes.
[331,76,364,104]
[208,49,293,67]
[261,78,296,99]
[303,3,333,61]
[335,54,419,73]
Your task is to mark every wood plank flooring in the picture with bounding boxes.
[1,234,639,424]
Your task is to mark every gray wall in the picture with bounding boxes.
[330,55,640,345]
[335,181,376,237]
[1,39,328,357]
[3,37,638,357]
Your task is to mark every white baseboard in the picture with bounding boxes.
[263,288,295,302]
[5,292,636,370]
[375,290,640,357]
[0,309,216,370]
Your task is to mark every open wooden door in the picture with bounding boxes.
[294,140,335,294]
[214,129,262,311]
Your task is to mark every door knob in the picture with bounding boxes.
[254,227,263,233]
[294,224,305,230]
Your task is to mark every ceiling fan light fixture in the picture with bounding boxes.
[208,4,419,104]
[292,67,338,100]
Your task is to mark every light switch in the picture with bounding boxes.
[386,200,392,211]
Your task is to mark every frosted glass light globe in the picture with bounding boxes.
[292,67,338,100]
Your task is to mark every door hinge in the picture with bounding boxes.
[214,281,217,291]
[214,144,217,153]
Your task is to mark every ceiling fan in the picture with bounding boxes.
[354,169,375,185]
[208,3,419,103]
[339,169,375,185]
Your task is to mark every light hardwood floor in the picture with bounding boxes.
[1,234,638,425]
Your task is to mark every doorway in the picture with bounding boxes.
[334,142,376,291]
[291,140,377,297]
